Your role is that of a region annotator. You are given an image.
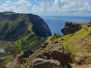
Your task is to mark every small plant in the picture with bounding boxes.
[62,42,78,63]
[19,58,30,68]
[53,33,62,38]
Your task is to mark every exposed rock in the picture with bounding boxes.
[30,58,61,68]
[6,43,71,68]
[29,43,71,68]
[61,22,81,35]
[6,55,20,68]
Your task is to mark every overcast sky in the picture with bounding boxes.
[0,0,91,16]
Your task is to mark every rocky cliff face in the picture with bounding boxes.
[61,22,81,35]
[0,12,51,40]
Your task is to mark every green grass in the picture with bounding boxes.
[12,32,40,52]
[46,24,91,59]
[60,24,91,53]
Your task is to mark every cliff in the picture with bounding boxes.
[61,22,81,35]
[0,12,51,40]
[0,12,52,68]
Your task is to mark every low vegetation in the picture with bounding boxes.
[44,22,91,67]
[0,13,91,68]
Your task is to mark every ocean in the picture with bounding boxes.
[42,16,91,34]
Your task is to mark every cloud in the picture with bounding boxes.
[49,0,91,12]
[0,1,16,11]
[33,0,91,13]
[0,0,90,15]
[15,0,31,13]
[0,0,31,13]
[61,0,91,12]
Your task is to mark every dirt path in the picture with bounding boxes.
[72,64,91,68]
[72,35,91,68]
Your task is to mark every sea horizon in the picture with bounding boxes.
[42,16,91,34]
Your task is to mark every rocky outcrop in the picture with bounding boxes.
[61,22,81,35]
[6,43,71,68]
[29,43,71,68]
[31,58,61,68]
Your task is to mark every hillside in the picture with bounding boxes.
[0,12,52,68]
[6,22,91,68]
[45,22,91,68]
[0,12,52,49]
[0,12,91,68]
[0,12,51,40]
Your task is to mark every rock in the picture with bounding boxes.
[6,55,20,68]
[29,43,71,68]
[30,58,61,68]
[61,22,81,35]
[6,43,71,68]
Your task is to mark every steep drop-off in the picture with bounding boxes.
[0,12,51,41]
[0,11,52,52]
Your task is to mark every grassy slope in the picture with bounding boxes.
[14,23,91,68]
[0,15,26,47]
[44,23,91,66]
[0,15,40,51]
[47,23,91,52]
[0,15,26,39]
[0,15,40,67]
[13,33,40,52]
[61,24,91,52]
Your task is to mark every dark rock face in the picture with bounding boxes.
[28,14,52,37]
[0,12,51,40]
[61,22,81,35]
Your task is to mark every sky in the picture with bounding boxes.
[0,0,91,16]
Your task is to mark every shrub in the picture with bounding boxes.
[53,33,62,38]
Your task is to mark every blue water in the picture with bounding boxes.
[42,16,91,34]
